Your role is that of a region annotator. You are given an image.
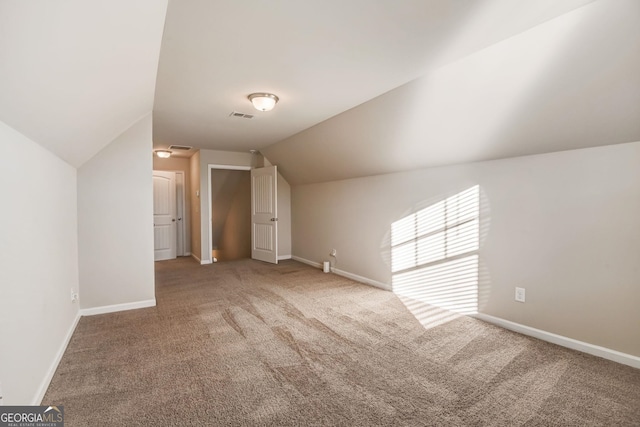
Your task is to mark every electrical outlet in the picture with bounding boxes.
[71,288,78,303]
[330,249,337,257]
[515,287,526,303]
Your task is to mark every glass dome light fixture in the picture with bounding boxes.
[248,93,279,112]
[155,150,172,158]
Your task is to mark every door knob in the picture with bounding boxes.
[178,217,182,221]
[270,218,278,221]
[172,219,176,222]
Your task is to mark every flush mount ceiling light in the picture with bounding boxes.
[155,150,172,158]
[248,93,279,112]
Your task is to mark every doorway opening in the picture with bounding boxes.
[209,165,252,262]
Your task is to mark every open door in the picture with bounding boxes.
[153,171,177,261]
[251,166,278,264]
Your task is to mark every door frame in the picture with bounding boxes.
[174,171,188,256]
[207,164,252,263]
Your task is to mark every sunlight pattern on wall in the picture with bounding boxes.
[392,186,479,314]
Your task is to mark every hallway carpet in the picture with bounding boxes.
[44,258,640,426]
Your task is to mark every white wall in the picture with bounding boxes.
[77,114,155,309]
[277,173,292,258]
[292,141,640,357]
[0,121,80,404]
[189,151,201,260]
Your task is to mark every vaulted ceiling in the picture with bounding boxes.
[2,0,638,184]
[263,0,640,184]
[154,0,599,153]
[0,0,168,167]
[154,0,639,184]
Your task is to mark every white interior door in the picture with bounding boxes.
[153,171,177,261]
[251,166,278,264]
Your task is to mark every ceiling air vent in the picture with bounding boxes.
[168,145,192,151]
[229,111,254,119]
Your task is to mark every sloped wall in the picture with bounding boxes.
[292,141,640,357]
[0,121,79,404]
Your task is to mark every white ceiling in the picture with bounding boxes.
[0,0,167,167]
[3,0,637,182]
[262,0,640,184]
[153,0,598,155]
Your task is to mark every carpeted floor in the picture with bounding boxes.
[44,258,640,426]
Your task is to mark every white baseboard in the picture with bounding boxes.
[473,313,640,369]
[331,267,391,291]
[291,256,391,291]
[33,311,81,405]
[278,255,292,261]
[292,256,322,268]
[190,253,212,265]
[80,299,156,316]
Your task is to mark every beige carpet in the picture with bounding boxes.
[44,258,640,426]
